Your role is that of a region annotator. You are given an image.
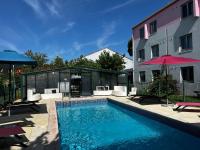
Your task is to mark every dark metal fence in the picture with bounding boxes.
[0,71,22,105]
[20,67,128,100]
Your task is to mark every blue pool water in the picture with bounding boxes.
[56,100,200,150]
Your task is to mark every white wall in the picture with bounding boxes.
[133,16,200,96]
[84,48,133,70]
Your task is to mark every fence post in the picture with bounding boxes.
[34,74,36,91]
[58,71,61,93]
[183,80,185,102]
[159,82,160,97]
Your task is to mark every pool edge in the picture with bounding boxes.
[108,98,200,138]
[53,97,200,149]
[47,100,61,149]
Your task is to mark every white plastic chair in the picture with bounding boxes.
[128,87,137,97]
[27,89,41,101]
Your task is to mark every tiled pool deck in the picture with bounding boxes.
[0,96,200,149]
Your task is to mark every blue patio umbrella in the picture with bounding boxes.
[0,50,36,104]
[0,50,36,65]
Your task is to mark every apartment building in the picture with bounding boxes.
[132,0,200,95]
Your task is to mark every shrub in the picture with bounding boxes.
[147,75,178,97]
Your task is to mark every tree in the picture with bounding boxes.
[68,55,100,69]
[96,51,125,71]
[25,50,48,67]
[25,50,34,58]
[128,39,133,56]
[51,56,65,68]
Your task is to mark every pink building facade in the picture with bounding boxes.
[132,0,200,96]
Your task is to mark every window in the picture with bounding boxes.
[181,66,194,82]
[180,33,193,50]
[152,70,160,80]
[139,71,146,83]
[138,49,145,61]
[128,71,133,84]
[182,1,193,18]
[150,20,157,34]
[140,27,145,39]
[151,44,159,58]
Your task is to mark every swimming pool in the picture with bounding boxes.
[56,99,200,150]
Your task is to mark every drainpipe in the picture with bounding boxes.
[165,28,169,105]
[183,80,185,102]
[132,34,135,87]
[12,65,15,101]
[166,28,169,55]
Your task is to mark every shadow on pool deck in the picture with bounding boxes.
[176,109,200,113]
[26,132,60,150]
[0,132,59,150]
[0,135,29,149]
[0,115,34,127]
[0,102,49,150]
[0,116,34,149]
[10,104,48,115]
[0,104,48,117]
[130,96,167,105]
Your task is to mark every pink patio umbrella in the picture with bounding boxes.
[142,55,200,105]
[142,55,200,65]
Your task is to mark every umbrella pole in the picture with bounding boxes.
[165,65,174,107]
[166,65,169,106]
[166,28,169,106]
[13,65,15,102]
[8,64,11,103]
[8,64,12,117]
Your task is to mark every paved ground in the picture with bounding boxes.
[0,96,200,150]
[107,96,200,127]
[0,100,52,150]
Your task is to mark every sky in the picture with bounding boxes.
[0,0,171,61]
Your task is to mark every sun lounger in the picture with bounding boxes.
[0,126,27,147]
[174,102,200,111]
[9,100,40,112]
[112,86,127,97]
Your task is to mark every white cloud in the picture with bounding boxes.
[102,0,136,13]
[45,27,58,35]
[62,22,76,33]
[72,40,96,51]
[45,0,61,17]
[23,0,45,18]
[70,21,118,51]
[73,42,82,51]
[0,39,19,52]
[45,21,76,35]
[23,0,61,18]
[0,27,23,42]
[97,21,116,48]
